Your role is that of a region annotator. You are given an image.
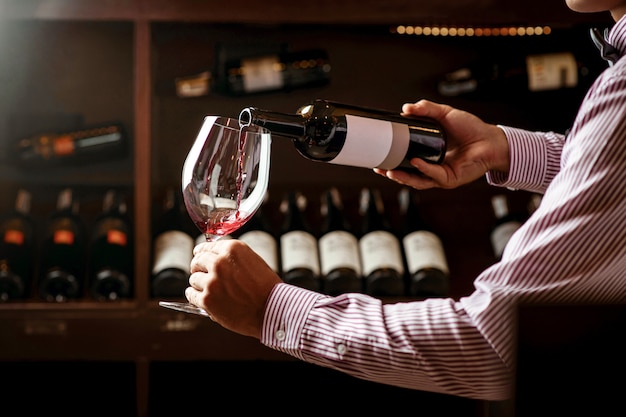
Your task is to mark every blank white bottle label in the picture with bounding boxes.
[241,55,284,93]
[402,230,449,274]
[526,52,578,91]
[239,230,279,272]
[152,230,194,274]
[359,230,405,276]
[319,230,362,276]
[331,115,409,170]
[280,230,320,274]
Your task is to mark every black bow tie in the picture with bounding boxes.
[590,27,619,66]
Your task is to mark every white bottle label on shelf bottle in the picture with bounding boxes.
[152,230,193,274]
[330,115,409,170]
[239,230,279,272]
[491,222,522,259]
[319,230,362,275]
[241,55,284,93]
[402,230,449,274]
[280,230,320,274]
[526,52,578,91]
[359,230,405,276]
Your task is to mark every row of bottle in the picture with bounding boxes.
[1,185,538,303]
[151,186,451,299]
[0,188,133,302]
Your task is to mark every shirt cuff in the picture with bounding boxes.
[486,125,550,193]
[261,283,328,359]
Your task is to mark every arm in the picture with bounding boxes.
[261,69,626,401]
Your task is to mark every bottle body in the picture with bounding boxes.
[151,188,195,298]
[39,188,85,302]
[15,123,127,168]
[358,188,405,296]
[438,51,589,97]
[0,189,35,301]
[239,99,446,172]
[174,48,331,97]
[279,191,321,291]
[318,188,362,296]
[490,194,523,260]
[218,49,331,96]
[88,189,133,301]
[398,188,449,297]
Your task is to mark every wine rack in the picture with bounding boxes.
[0,1,611,415]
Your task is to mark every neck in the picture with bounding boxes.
[611,7,626,22]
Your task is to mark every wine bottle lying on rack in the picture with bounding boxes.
[14,123,127,168]
[239,99,446,172]
[174,48,331,97]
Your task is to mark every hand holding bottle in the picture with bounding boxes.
[187,239,283,338]
[374,99,510,191]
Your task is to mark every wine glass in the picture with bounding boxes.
[159,115,271,316]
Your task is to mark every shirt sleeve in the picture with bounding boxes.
[485,126,565,194]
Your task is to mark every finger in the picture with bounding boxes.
[188,271,206,290]
[402,100,447,121]
[184,286,196,304]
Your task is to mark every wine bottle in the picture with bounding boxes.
[238,99,446,172]
[437,51,593,97]
[88,189,133,301]
[174,48,331,97]
[39,188,86,302]
[233,192,279,273]
[14,123,127,168]
[318,187,362,296]
[490,194,523,260]
[151,188,195,298]
[398,188,449,298]
[0,189,35,301]
[279,191,321,291]
[358,188,405,296]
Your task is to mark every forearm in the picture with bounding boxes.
[261,283,511,401]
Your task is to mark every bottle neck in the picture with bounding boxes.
[239,107,306,139]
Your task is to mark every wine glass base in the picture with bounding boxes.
[159,301,211,317]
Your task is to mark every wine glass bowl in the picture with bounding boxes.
[160,115,271,316]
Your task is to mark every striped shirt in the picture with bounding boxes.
[260,16,626,401]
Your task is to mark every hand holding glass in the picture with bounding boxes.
[160,116,271,316]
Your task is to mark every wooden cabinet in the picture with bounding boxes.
[0,1,612,415]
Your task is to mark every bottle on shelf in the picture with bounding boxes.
[174,48,331,97]
[527,193,543,216]
[14,123,128,168]
[318,187,362,296]
[358,188,405,297]
[238,99,446,172]
[151,187,196,298]
[490,194,524,260]
[39,188,86,302]
[88,189,133,301]
[398,188,449,298]
[437,51,595,97]
[279,191,321,291]
[232,192,279,274]
[0,189,35,301]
